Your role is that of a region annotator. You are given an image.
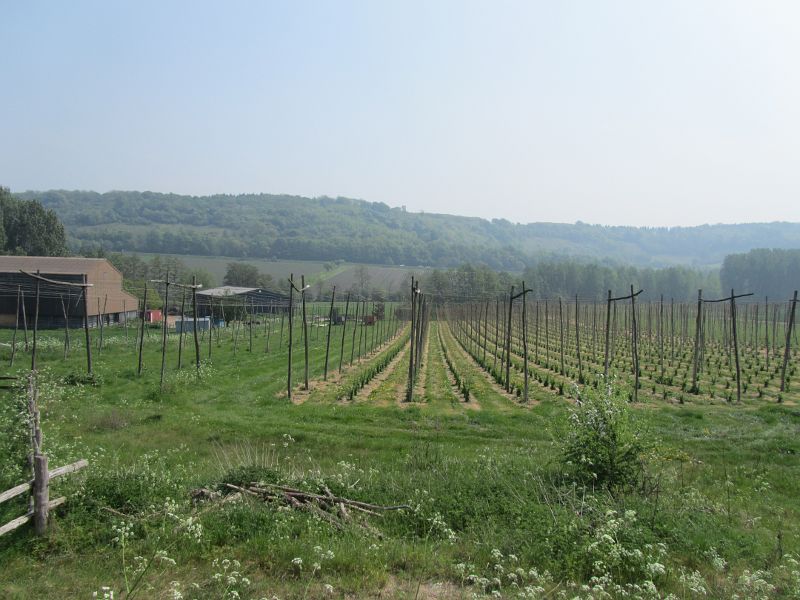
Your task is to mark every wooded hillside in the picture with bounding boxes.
[14,189,800,270]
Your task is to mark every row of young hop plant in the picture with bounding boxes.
[437,329,470,402]
[336,330,409,402]
[451,319,566,400]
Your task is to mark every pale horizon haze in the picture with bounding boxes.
[2,1,800,227]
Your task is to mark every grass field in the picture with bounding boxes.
[0,308,798,598]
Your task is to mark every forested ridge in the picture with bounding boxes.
[15,189,800,270]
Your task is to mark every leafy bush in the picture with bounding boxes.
[562,380,649,490]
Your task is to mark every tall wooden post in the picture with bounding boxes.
[60,295,70,359]
[82,275,93,375]
[522,284,529,401]
[10,286,20,367]
[407,278,416,402]
[248,298,254,353]
[630,285,639,402]
[604,290,612,378]
[177,288,187,369]
[575,294,582,382]
[339,292,350,373]
[780,291,798,394]
[505,285,514,392]
[324,286,336,380]
[350,300,360,365]
[301,275,309,390]
[659,294,665,380]
[493,299,500,372]
[691,289,703,393]
[765,296,770,369]
[287,274,294,400]
[159,272,170,391]
[558,297,565,376]
[192,276,201,371]
[730,289,742,402]
[21,289,29,351]
[31,272,40,371]
[544,300,549,368]
[138,284,147,375]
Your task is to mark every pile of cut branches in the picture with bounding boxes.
[216,481,410,532]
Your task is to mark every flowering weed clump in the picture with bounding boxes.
[562,379,650,490]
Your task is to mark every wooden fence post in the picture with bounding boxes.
[33,454,49,536]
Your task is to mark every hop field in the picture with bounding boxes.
[0,303,798,599]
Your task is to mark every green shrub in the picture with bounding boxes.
[562,380,649,490]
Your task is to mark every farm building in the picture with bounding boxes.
[174,317,211,333]
[0,256,139,328]
[196,286,289,320]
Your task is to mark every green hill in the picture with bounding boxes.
[14,189,800,270]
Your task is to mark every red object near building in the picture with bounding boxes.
[144,309,162,323]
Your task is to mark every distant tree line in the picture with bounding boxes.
[0,187,66,256]
[521,261,720,302]
[422,261,721,304]
[18,189,800,270]
[720,248,800,301]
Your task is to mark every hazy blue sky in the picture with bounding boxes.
[2,1,799,226]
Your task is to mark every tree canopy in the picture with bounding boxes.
[720,248,800,301]
[0,187,67,256]
[222,262,275,290]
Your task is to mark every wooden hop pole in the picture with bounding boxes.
[780,291,798,395]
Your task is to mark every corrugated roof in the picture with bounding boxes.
[0,256,118,275]
[197,286,259,297]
